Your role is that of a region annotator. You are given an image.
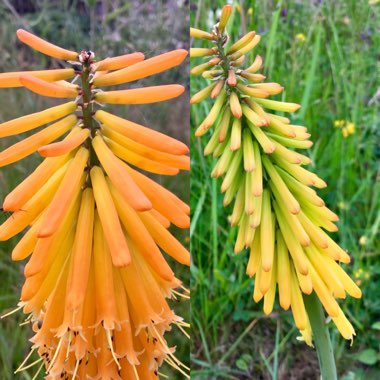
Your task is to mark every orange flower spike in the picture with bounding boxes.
[3,153,71,211]
[38,127,90,157]
[139,211,190,265]
[103,136,180,175]
[20,74,79,98]
[90,166,131,268]
[0,162,69,240]
[0,68,75,88]
[38,147,89,238]
[95,52,145,71]
[108,180,174,281]
[0,101,77,138]
[0,114,77,167]
[101,125,190,170]
[95,110,189,155]
[65,188,95,311]
[95,84,184,105]
[92,135,152,211]
[16,29,78,60]
[93,49,188,86]
[93,212,119,328]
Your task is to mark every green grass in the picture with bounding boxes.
[190,0,380,378]
[0,1,189,379]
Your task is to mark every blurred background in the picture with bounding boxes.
[0,0,189,379]
[190,0,379,379]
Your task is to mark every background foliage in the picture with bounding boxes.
[190,0,380,379]
[0,0,189,379]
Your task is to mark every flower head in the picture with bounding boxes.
[191,4,360,344]
[1,29,189,378]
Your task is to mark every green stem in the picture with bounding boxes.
[303,292,337,380]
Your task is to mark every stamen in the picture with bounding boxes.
[72,359,80,379]
[106,329,121,370]
[32,361,45,380]
[1,304,23,319]
[172,289,190,300]
[132,364,141,380]
[15,357,42,373]
[174,322,190,339]
[47,336,64,373]
[15,348,36,373]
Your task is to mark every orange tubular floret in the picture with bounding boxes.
[93,49,188,87]
[95,110,189,155]
[139,211,190,265]
[95,52,145,71]
[124,165,190,228]
[20,74,79,98]
[38,128,90,157]
[91,167,131,268]
[37,147,88,238]
[95,84,184,104]
[0,68,75,88]
[108,180,174,281]
[92,135,152,211]
[101,125,190,170]
[0,114,77,167]
[0,101,77,138]
[16,29,78,60]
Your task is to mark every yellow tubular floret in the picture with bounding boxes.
[92,135,152,211]
[3,153,71,211]
[65,188,95,311]
[260,190,274,272]
[95,52,145,71]
[90,167,131,268]
[108,181,174,281]
[0,101,77,138]
[16,29,78,60]
[95,84,184,105]
[93,49,188,86]
[0,114,77,167]
[190,27,215,40]
[227,31,256,55]
[38,147,88,237]
[38,127,90,157]
[20,74,79,98]
[290,266,307,330]
[277,229,291,310]
[95,110,189,155]
[0,68,75,88]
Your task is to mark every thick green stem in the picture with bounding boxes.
[304,292,337,380]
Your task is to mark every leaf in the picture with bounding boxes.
[356,349,379,366]
[371,321,380,331]
[235,358,249,371]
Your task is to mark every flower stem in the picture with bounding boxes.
[303,292,337,380]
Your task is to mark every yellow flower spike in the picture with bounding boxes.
[16,29,78,60]
[101,125,189,170]
[195,89,227,136]
[245,55,263,73]
[230,118,242,151]
[190,27,215,40]
[0,114,77,167]
[65,188,95,312]
[0,68,75,88]
[38,127,90,157]
[95,52,145,71]
[190,82,217,104]
[0,161,70,240]
[90,166,131,268]
[92,134,152,211]
[37,147,89,238]
[0,101,77,138]
[95,110,189,155]
[139,211,190,265]
[93,49,188,86]
[227,31,256,55]
[190,47,216,57]
[229,91,243,118]
[260,190,275,272]
[108,180,175,281]
[95,84,184,104]
[218,4,233,34]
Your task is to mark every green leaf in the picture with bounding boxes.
[235,358,249,371]
[371,321,380,331]
[356,349,379,366]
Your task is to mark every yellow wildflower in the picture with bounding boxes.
[295,33,306,42]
